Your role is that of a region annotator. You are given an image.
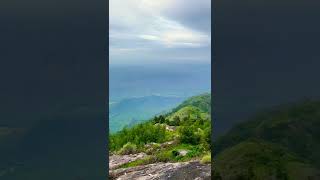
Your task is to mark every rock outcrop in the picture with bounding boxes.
[109,153,147,170]
[109,161,211,180]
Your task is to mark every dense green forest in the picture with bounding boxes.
[214,100,320,179]
[109,93,212,166]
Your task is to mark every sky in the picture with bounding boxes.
[109,0,211,64]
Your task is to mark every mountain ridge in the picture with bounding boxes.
[214,100,320,179]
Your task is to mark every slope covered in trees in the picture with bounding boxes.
[214,100,320,179]
[109,93,212,169]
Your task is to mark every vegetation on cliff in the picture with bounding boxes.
[109,93,212,168]
[214,100,320,179]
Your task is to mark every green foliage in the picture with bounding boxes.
[156,150,173,162]
[177,113,211,149]
[159,115,166,124]
[179,126,201,145]
[214,100,320,179]
[166,116,180,126]
[109,122,168,152]
[118,143,210,170]
[214,100,320,166]
[145,143,161,155]
[153,115,166,124]
[110,93,212,153]
[168,106,205,123]
[214,140,313,179]
[153,144,195,162]
[110,93,212,169]
[201,154,211,164]
[171,93,211,114]
[118,142,137,155]
[118,156,157,169]
[153,116,159,124]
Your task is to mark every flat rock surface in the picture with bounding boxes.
[109,161,211,180]
[109,153,147,170]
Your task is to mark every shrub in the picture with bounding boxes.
[186,146,204,158]
[109,122,167,152]
[179,126,201,145]
[145,143,161,155]
[118,156,158,169]
[172,150,179,157]
[159,115,166,124]
[156,151,172,162]
[118,142,137,155]
[200,154,211,164]
[153,116,159,124]
[169,116,180,126]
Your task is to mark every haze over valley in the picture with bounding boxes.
[109,63,210,132]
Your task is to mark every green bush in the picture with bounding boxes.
[186,146,204,158]
[179,126,201,145]
[169,116,180,126]
[118,142,137,155]
[153,116,159,124]
[159,115,166,124]
[109,122,168,152]
[156,151,173,162]
[145,143,161,155]
[201,154,211,164]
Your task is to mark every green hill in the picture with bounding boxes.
[214,100,320,179]
[109,93,212,166]
[214,139,320,180]
[171,93,211,114]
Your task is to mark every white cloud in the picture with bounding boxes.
[139,34,160,41]
[109,0,211,64]
[137,16,210,48]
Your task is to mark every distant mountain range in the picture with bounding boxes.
[109,63,211,102]
[109,95,186,132]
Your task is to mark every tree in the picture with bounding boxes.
[153,116,159,124]
[172,116,180,126]
[159,115,165,124]
[179,126,200,145]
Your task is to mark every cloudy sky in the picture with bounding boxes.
[110,0,211,64]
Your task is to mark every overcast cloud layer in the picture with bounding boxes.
[110,0,211,64]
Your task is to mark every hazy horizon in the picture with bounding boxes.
[109,63,211,102]
[109,0,211,132]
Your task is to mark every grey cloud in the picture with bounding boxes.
[109,0,211,64]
